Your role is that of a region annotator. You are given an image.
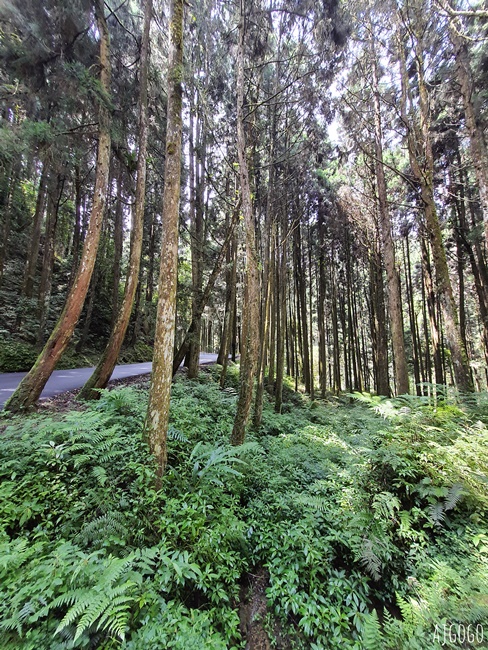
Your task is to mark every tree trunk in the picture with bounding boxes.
[23,161,48,298]
[294,214,311,393]
[274,219,287,412]
[267,224,277,391]
[0,163,19,287]
[36,173,65,347]
[331,258,341,393]
[371,33,409,394]
[144,0,184,481]
[231,2,260,445]
[317,194,327,397]
[172,203,239,375]
[110,162,124,329]
[220,231,238,387]
[187,100,205,379]
[217,179,233,367]
[76,264,99,352]
[420,234,444,386]
[79,0,152,400]
[403,233,422,394]
[370,244,389,396]
[5,0,112,413]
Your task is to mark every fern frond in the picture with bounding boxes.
[361,538,382,580]
[428,502,446,526]
[444,483,464,511]
[362,609,384,650]
[77,511,129,546]
[295,494,329,512]
[92,466,107,486]
[168,426,189,443]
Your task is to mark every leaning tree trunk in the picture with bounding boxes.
[144,0,184,482]
[231,1,260,446]
[79,0,152,400]
[4,0,112,413]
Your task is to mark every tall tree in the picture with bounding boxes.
[231,0,260,445]
[144,0,184,481]
[370,27,409,394]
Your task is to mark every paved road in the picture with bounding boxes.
[0,353,219,407]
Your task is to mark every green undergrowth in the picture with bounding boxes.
[0,369,487,649]
[0,338,153,372]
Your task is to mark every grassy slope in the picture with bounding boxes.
[0,367,487,649]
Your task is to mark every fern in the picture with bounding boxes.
[372,492,400,520]
[47,553,139,642]
[360,537,383,581]
[168,425,189,443]
[428,501,446,526]
[76,511,129,547]
[444,483,464,511]
[295,494,329,512]
[188,442,247,488]
[362,609,384,650]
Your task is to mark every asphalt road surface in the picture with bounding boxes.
[0,353,219,408]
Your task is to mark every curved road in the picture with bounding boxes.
[0,353,219,408]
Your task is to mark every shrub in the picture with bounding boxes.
[0,340,37,372]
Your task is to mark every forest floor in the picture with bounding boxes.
[0,365,487,649]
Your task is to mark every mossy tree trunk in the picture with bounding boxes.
[144,0,184,482]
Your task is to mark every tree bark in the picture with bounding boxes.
[274,218,287,412]
[371,33,409,394]
[172,204,239,376]
[36,173,65,347]
[110,162,124,329]
[220,231,238,388]
[0,163,19,287]
[4,0,112,413]
[317,194,327,397]
[231,1,260,445]
[187,106,205,379]
[144,0,184,481]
